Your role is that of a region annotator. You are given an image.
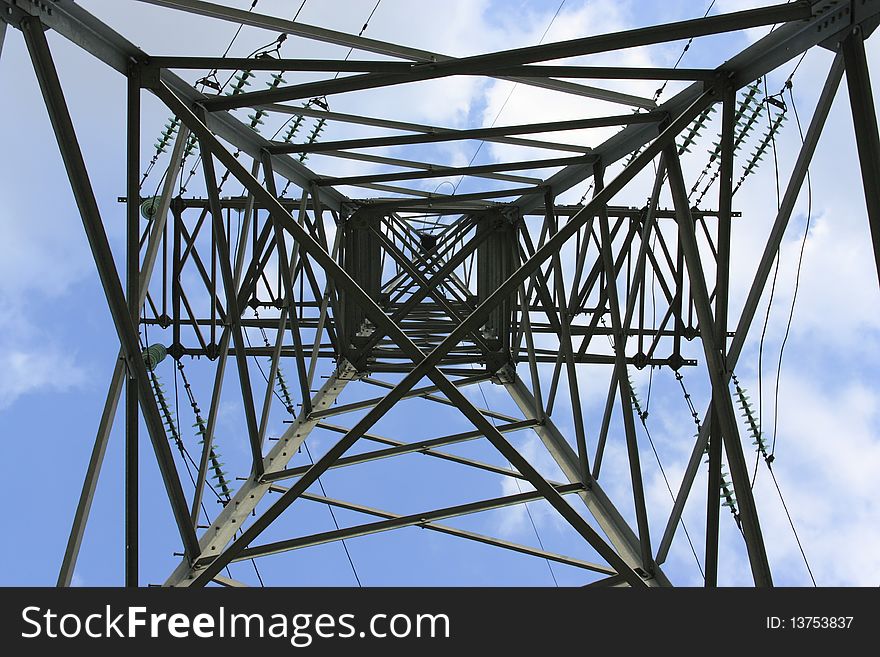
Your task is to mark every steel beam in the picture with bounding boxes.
[125,66,140,588]
[135,0,655,106]
[255,103,592,154]
[510,0,867,214]
[316,155,590,188]
[200,143,265,478]
[200,1,808,111]
[594,161,654,572]
[146,58,714,81]
[7,0,345,210]
[190,159,259,525]
[543,192,590,480]
[281,489,615,576]
[165,361,359,585]
[270,113,662,154]
[232,484,586,561]
[842,26,880,287]
[503,373,671,587]
[705,85,735,587]
[260,153,313,414]
[264,419,541,483]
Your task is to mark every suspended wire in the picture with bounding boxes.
[768,464,817,586]
[242,319,364,587]
[136,0,335,588]
[637,408,704,578]
[753,74,784,487]
[652,0,716,103]
[598,318,704,575]
[291,0,308,21]
[146,318,256,585]
[269,0,379,140]
[449,0,567,195]
[177,1,307,193]
[301,441,364,587]
[771,84,810,457]
[476,379,559,586]
[610,0,717,197]
[735,367,817,585]
[161,360,241,583]
[675,369,746,548]
[270,0,379,197]
[751,82,817,587]
[334,0,382,80]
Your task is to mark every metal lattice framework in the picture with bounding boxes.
[5,0,880,587]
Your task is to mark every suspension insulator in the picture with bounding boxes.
[142,343,168,369]
[139,196,161,221]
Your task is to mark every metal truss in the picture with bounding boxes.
[3,0,880,587]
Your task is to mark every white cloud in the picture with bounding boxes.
[0,343,87,410]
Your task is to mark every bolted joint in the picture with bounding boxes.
[139,63,162,91]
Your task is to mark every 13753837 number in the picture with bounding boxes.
[789,617,853,629]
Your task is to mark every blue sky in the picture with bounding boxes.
[1,0,879,587]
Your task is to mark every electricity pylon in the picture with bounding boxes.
[3,0,878,587]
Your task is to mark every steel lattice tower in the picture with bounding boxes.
[3,0,879,587]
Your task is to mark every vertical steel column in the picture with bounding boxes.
[22,16,199,563]
[125,65,140,588]
[705,83,735,587]
[665,145,772,587]
[842,26,880,287]
[190,160,259,525]
[594,159,665,479]
[260,152,313,415]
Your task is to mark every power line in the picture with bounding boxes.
[768,464,818,586]
[771,83,811,458]
[476,379,559,587]
[449,0,567,195]
[652,0,717,103]
[753,74,785,488]
[243,319,364,587]
[599,319,705,576]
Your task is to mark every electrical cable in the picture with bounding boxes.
[598,319,704,576]
[768,463,817,586]
[770,84,810,457]
[449,0,567,195]
[243,319,364,587]
[752,75,784,488]
[475,378,559,586]
[652,0,716,103]
[637,411,705,578]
